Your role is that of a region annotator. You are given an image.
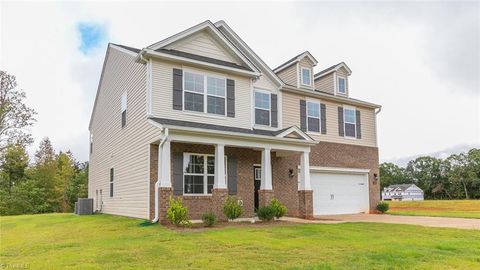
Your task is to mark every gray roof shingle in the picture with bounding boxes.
[155,49,252,71]
[149,117,310,139]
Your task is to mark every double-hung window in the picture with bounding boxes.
[184,71,226,116]
[121,92,127,127]
[254,90,270,126]
[301,67,312,86]
[306,101,320,132]
[183,153,227,195]
[344,107,356,138]
[337,77,346,94]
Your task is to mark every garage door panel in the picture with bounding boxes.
[311,172,369,215]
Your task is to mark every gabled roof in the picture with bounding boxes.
[314,62,352,79]
[273,51,318,73]
[145,20,259,73]
[111,43,141,53]
[214,20,284,88]
[385,184,422,192]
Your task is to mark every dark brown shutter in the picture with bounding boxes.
[227,157,237,195]
[338,107,344,136]
[173,69,183,110]
[356,110,362,139]
[227,79,235,117]
[320,103,327,134]
[172,152,183,195]
[300,100,307,131]
[271,94,278,127]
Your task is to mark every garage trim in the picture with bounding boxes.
[309,166,370,174]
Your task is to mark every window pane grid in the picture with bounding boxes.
[343,108,356,137]
[184,154,224,195]
[184,72,226,116]
[302,68,311,85]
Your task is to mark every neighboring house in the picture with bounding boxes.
[88,20,382,222]
[382,184,424,201]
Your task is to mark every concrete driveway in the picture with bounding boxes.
[313,214,480,230]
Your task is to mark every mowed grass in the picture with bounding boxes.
[388,200,480,219]
[1,214,480,269]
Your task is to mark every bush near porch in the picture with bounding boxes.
[2,213,480,269]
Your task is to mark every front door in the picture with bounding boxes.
[253,166,261,211]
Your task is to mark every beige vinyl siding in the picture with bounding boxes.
[89,46,162,219]
[150,59,252,129]
[298,58,314,90]
[314,73,335,94]
[253,75,277,92]
[282,91,377,147]
[277,64,297,86]
[167,31,240,65]
[336,67,349,96]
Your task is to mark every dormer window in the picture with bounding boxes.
[301,67,312,86]
[337,77,346,95]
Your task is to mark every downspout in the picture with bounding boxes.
[152,128,169,223]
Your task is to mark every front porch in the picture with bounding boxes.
[148,121,317,223]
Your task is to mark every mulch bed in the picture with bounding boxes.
[162,220,298,232]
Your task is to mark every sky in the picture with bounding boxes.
[1,1,479,165]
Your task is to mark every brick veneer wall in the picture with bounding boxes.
[150,141,379,221]
[149,142,261,221]
[270,141,380,215]
[309,141,380,212]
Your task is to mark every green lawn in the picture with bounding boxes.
[388,200,480,219]
[1,214,480,269]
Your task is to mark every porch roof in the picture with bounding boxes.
[148,117,316,144]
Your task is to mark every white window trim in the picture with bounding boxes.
[301,67,313,87]
[254,167,262,180]
[253,88,271,127]
[343,105,357,139]
[182,153,227,196]
[182,70,227,117]
[306,99,321,133]
[337,76,347,95]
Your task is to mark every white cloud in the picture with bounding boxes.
[1,1,478,162]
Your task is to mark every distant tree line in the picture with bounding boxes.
[380,149,480,200]
[0,71,88,215]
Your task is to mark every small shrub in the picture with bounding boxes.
[270,199,287,219]
[257,205,275,222]
[202,212,217,227]
[223,196,243,221]
[376,201,389,213]
[166,196,191,227]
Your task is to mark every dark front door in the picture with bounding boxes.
[253,166,261,211]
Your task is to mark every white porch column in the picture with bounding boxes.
[299,151,311,190]
[261,147,272,190]
[214,144,227,189]
[159,139,171,187]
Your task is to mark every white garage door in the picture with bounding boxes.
[311,171,369,216]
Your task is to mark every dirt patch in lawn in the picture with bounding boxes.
[163,220,298,232]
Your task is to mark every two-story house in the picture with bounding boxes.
[88,20,381,222]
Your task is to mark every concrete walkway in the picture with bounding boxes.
[282,214,480,230]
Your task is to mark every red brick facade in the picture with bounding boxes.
[149,141,379,222]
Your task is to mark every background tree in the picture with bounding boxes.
[30,137,58,212]
[380,148,480,200]
[0,71,37,152]
[0,144,29,194]
[379,162,409,189]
